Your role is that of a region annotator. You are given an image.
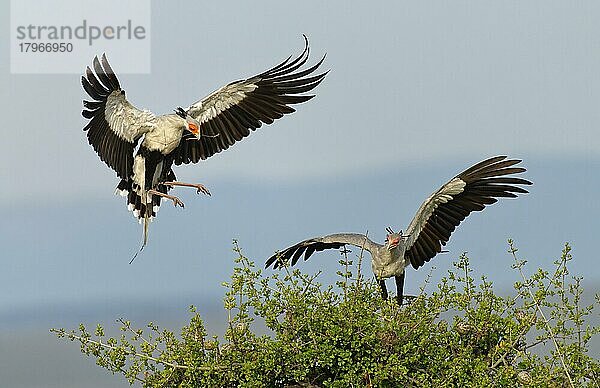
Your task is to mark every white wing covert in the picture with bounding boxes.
[172,36,327,164]
[82,54,154,179]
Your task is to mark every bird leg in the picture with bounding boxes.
[378,279,389,300]
[163,181,211,196]
[395,273,405,306]
[148,189,185,208]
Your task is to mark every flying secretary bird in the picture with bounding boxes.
[81,36,327,261]
[266,156,532,304]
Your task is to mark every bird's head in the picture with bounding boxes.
[384,227,402,251]
[186,117,200,138]
[175,107,201,139]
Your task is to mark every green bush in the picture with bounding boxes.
[53,241,599,387]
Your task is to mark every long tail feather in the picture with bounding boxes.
[130,215,149,264]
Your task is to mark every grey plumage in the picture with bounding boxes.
[266,156,532,304]
[81,37,327,259]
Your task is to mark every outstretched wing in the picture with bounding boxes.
[265,233,379,269]
[172,36,327,165]
[82,54,154,179]
[404,156,532,269]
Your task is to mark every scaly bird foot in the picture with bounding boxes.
[163,181,211,196]
[194,184,211,196]
[171,196,185,208]
[148,189,185,209]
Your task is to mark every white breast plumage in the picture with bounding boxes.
[81,38,327,262]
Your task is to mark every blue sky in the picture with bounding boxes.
[1,1,599,386]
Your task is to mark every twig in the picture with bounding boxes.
[490,323,530,369]
[120,366,145,384]
[118,318,152,347]
[524,332,585,351]
[63,332,191,370]
[301,271,322,296]
[509,241,575,388]
[342,247,349,301]
[356,230,369,288]
[418,266,436,298]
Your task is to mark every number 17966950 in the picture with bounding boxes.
[19,42,73,53]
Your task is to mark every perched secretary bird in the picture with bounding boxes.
[266,156,532,304]
[81,36,326,259]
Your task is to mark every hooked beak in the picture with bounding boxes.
[188,123,200,138]
[387,238,400,250]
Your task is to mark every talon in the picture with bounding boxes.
[163,181,210,196]
[196,185,211,196]
[148,189,185,209]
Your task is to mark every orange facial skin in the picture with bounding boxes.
[188,122,199,136]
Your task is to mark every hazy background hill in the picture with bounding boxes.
[2,0,600,386]
[1,159,599,387]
